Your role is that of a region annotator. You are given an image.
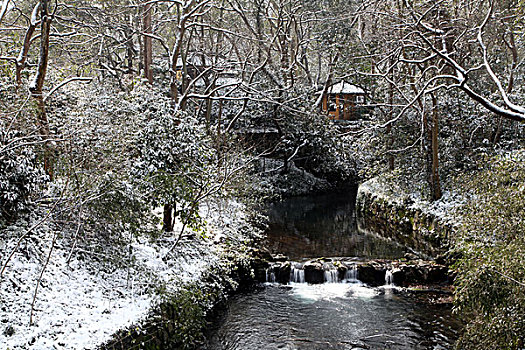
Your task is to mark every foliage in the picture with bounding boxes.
[453,150,525,349]
[276,103,357,183]
[44,82,154,240]
[159,284,209,349]
[0,120,46,223]
[132,108,215,223]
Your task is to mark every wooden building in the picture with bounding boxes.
[320,81,367,121]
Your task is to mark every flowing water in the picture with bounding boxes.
[206,188,460,349]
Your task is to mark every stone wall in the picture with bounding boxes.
[355,180,455,259]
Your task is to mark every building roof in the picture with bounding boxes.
[325,81,365,95]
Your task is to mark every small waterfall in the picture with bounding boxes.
[263,261,367,285]
[344,264,358,283]
[266,268,276,283]
[290,266,305,283]
[385,269,394,287]
[324,269,339,283]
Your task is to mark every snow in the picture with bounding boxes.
[1,244,150,349]
[325,81,365,95]
[0,199,253,349]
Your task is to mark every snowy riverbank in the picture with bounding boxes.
[1,199,261,350]
[356,175,464,258]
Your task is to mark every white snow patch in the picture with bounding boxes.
[0,199,252,349]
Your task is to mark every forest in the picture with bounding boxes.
[0,0,524,349]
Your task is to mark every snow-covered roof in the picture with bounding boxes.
[325,81,365,95]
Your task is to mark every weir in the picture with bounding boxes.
[265,261,397,287]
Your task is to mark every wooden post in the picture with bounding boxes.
[335,94,340,120]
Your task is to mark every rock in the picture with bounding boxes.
[252,259,270,282]
[357,263,386,287]
[254,248,273,262]
[404,252,420,261]
[425,265,450,284]
[391,268,405,285]
[337,265,348,281]
[303,261,324,284]
[275,262,291,284]
[271,254,289,262]
[394,263,452,286]
[402,265,425,285]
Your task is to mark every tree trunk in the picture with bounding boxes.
[16,3,39,86]
[29,0,52,179]
[387,73,395,171]
[163,204,174,232]
[430,94,442,201]
[125,15,135,74]
[142,2,153,84]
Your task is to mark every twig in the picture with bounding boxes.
[492,268,525,288]
[1,201,59,280]
[66,205,83,264]
[29,229,59,326]
[43,77,93,102]
[0,0,10,25]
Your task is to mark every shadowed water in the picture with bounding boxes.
[265,188,407,260]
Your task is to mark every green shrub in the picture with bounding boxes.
[453,150,525,349]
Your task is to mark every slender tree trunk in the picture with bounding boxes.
[169,4,186,104]
[29,0,52,179]
[16,3,39,86]
[142,2,153,84]
[387,70,395,171]
[125,15,135,74]
[430,94,442,200]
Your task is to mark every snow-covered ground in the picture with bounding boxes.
[0,199,255,350]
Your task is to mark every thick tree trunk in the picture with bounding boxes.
[163,204,174,232]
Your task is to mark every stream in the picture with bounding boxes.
[206,188,461,349]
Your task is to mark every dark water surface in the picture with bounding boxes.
[206,189,460,349]
[206,283,459,350]
[264,188,407,260]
